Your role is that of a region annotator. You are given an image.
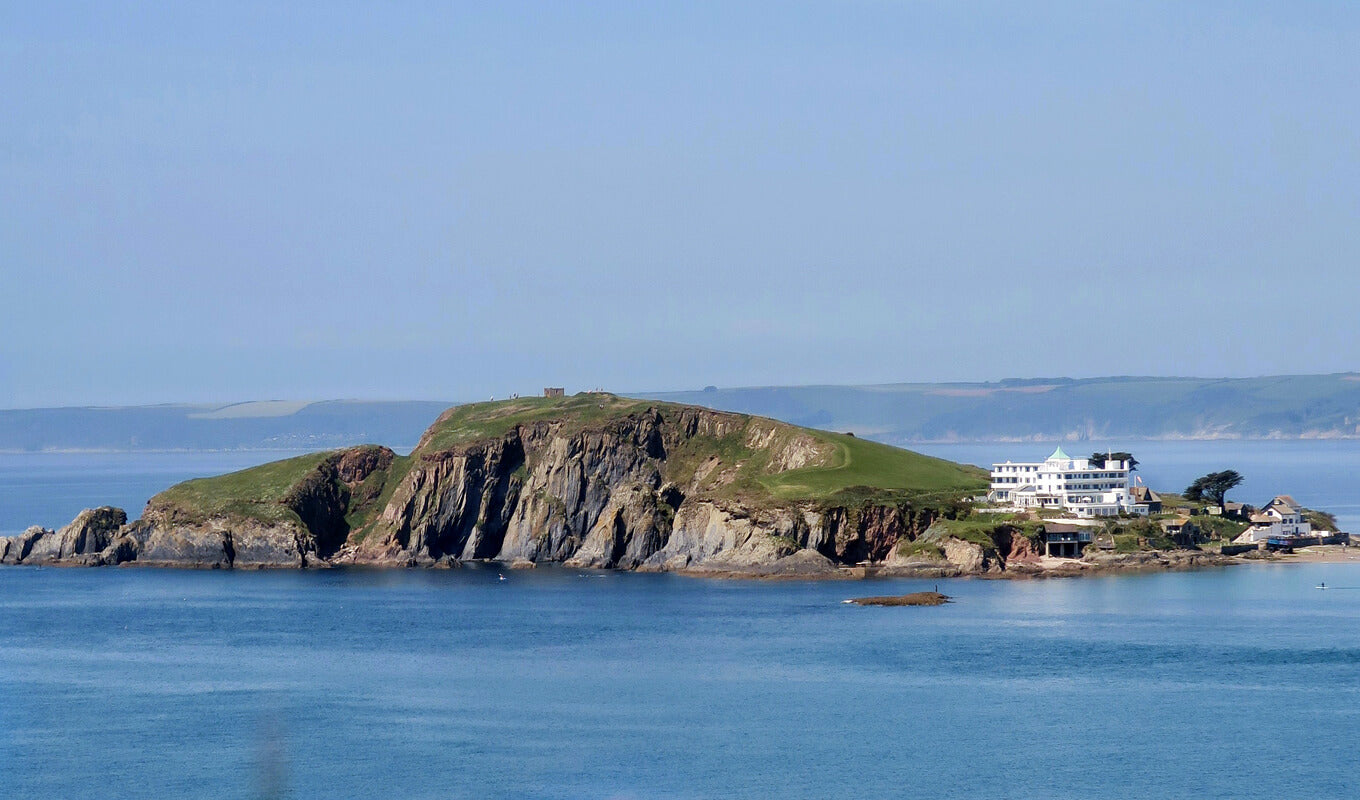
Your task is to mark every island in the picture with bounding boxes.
[0,393,1333,577]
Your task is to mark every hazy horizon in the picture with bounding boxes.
[5,370,1360,412]
[5,2,1359,407]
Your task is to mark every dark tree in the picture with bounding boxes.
[1089,451,1139,470]
[1184,470,1244,512]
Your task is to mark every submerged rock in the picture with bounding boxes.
[849,592,951,607]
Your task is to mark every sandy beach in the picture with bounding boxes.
[1271,544,1360,563]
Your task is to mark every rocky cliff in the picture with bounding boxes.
[4,394,1027,576]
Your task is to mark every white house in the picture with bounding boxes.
[1235,495,1312,543]
[989,447,1149,518]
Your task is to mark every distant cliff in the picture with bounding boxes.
[0,400,451,452]
[2,395,1018,576]
[11,374,1360,453]
[644,374,1360,443]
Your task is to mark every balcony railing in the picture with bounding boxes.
[1045,532,1094,543]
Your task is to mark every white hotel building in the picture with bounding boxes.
[988,447,1149,518]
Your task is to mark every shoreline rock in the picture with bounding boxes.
[849,592,951,606]
[0,503,1259,581]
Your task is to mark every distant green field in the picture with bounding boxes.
[0,400,451,452]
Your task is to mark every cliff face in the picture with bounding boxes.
[341,407,961,574]
[1,448,395,569]
[3,398,1003,575]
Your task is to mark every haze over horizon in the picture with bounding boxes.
[7,371,1360,413]
[5,2,1359,408]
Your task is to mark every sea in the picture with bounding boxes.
[2,442,1359,799]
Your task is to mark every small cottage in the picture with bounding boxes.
[1235,496,1311,543]
[1041,523,1093,558]
[1131,485,1162,513]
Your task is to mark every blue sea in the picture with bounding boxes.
[2,444,1359,798]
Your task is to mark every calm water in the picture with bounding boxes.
[2,445,1360,798]
[2,565,1359,799]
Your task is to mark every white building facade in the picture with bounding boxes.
[1236,496,1312,543]
[989,447,1149,518]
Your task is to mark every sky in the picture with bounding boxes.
[2,1,1358,408]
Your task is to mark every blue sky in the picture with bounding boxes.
[2,1,1357,407]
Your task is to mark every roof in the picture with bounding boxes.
[1047,446,1071,461]
[1044,523,1081,533]
[1267,495,1301,511]
[1132,486,1161,502]
[1250,513,1275,524]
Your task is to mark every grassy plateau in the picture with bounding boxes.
[147,393,990,529]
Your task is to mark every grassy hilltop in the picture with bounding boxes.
[153,451,342,525]
[149,393,989,533]
[420,394,985,499]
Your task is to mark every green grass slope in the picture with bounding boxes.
[149,451,340,525]
[759,432,987,501]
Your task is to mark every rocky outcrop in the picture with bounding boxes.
[1081,549,1235,573]
[1,508,128,566]
[148,445,391,568]
[0,447,398,569]
[992,524,1041,565]
[1,526,51,565]
[343,408,953,576]
[125,496,309,569]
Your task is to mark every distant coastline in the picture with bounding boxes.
[8,431,1360,455]
[0,446,418,455]
[644,373,1360,443]
[894,433,1360,445]
[8,374,1360,452]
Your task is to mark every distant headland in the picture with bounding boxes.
[7,373,1360,454]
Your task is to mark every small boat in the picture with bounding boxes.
[1316,582,1327,590]
[498,573,506,581]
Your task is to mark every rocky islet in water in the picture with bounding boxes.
[0,393,1318,579]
